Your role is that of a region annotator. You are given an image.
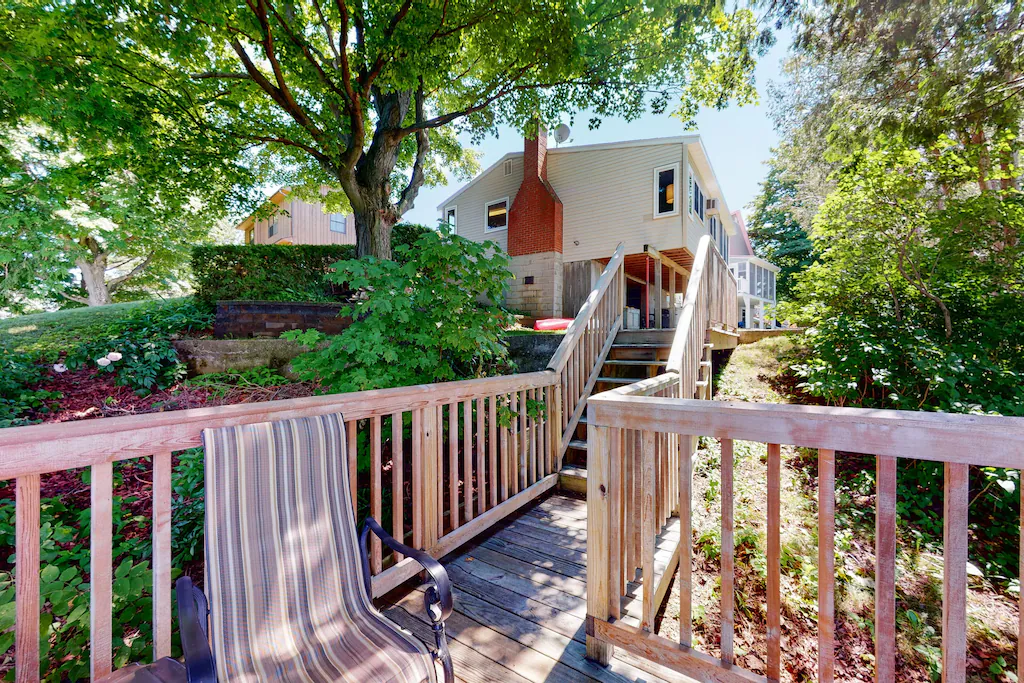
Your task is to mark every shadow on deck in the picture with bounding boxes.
[380,493,689,683]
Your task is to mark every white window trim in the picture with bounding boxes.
[691,177,705,225]
[503,159,514,177]
[329,213,347,233]
[484,197,509,233]
[443,205,458,233]
[653,163,680,218]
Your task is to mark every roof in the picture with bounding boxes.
[235,187,290,232]
[730,210,755,256]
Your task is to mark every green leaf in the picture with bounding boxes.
[40,565,59,584]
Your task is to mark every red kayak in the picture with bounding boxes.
[534,318,573,331]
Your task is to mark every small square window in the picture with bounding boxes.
[485,198,508,232]
[268,216,278,237]
[444,206,457,229]
[503,159,514,176]
[329,213,346,233]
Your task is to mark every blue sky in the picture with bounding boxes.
[406,35,790,226]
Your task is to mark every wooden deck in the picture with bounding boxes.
[381,493,690,683]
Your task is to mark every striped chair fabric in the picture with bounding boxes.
[201,413,436,683]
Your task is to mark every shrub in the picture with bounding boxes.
[284,226,514,392]
[63,299,213,393]
[191,244,357,308]
[0,355,61,427]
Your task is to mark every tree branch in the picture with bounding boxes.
[396,79,430,215]
[107,253,154,293]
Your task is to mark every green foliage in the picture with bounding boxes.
[190,244,357,308]
[746,164,814,300]
[0,355,60,427]
[285,227,514,392]
[171,448,206,566]
[184,366,292,397]
[61,299,213,392]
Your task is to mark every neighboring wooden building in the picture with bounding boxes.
[437,129,739,322]
[236,187,356,247]
[728,210,780,329]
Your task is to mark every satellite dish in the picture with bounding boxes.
[554,124,571,145]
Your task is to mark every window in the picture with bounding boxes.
[268,216,278,238]
[738,262,746,277]
[769,271,776,301]
[444,206,457,230]
[503,159,514,177]
[329,213,346,233]
[653,164,678,217]
[692,180,705,222]
[485,198,508,232]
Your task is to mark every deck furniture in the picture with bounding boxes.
[175,413,454,682]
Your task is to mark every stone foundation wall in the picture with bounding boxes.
[506,252,563,318]
[214,300,352,338]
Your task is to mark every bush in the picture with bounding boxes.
[0,355,61,427]
[190,244,357,308]
[63,299,213,393]
[284,226,514,392]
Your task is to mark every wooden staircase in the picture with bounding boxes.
[559,328,716,493]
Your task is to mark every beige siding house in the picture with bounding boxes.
[438,131,739,323]
[236,188,357,247]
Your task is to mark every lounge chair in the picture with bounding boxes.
[174,412,454,682]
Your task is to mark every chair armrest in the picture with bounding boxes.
[175,577,217,683]
[360,517,454,621]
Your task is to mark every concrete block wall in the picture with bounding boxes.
[506,252,563,318]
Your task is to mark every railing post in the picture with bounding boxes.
[551,383,563,470]
[586,421,614,665]
[422,407,440,550]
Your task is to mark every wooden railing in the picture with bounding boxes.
[584,396,1024,683]
[0,371,561,682]
[666,235,737,400]
[547,242,626,461]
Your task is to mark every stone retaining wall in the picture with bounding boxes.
[214,300,352,338]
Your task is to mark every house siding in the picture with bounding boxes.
[251,198,357,246]
[549,143,686,263]
[445,155,523,254]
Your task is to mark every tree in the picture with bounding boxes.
[0,126,252,307]
[746,163,813,299]
[3,0,773,260]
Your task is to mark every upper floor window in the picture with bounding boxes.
[444,206,457,230]
[690,175,706,222]
[503,159,514,177]
[329,213,347,233]
[653,164,678,217]
[485,198,508,232]
[268,216,278,238]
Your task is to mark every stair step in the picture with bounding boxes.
[695,380,708,388]
[596,377,640,385]
[567,438,588,450]
[558,466,588,495]
[700,360,712,367]
[603,359,668,367]
[611,343,671,349]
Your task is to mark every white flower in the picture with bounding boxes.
[53,363,68,373]
[96,357,112,367]
[106,352,123,361]
[436,321,443,328]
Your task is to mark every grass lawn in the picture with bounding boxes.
[0,299,184,357]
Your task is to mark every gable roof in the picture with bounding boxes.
[235,187,290,232]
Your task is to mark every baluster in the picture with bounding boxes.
[347,419,358,512]
[463,398,473,523]
[586,423,614,665]
[679,435,694,648]
[721,439,734,667]
[609,427,623,619]
[875,455,897,681]
[412,409,424,549]
[476,397,486,515]
[15,475,40,683]
[767,443,781,680]
[519,389,528,491]
[448,403,459,531]
[370,416,383,573]
[436,405,444,536]
[943,462,969,683]
[501,394,511,502]
[90,462,114,679]
[152,452,173,659]
[489,396,498,507]
[641,430,656,631]
[818,449,836,683]
[392,412,404,561]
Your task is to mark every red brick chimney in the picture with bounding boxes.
[508,125,563,256]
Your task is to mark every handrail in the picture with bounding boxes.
[546,242,626,461]
[584,395,1024,681]
[547,242,625,373]
[3,369,561,680]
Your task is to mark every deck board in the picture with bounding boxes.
[380,493,694,683]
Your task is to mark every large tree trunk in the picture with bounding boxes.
[75,254,114,306]
[353,194,397,260]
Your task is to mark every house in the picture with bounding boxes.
[437,128,738,324]
[235,187,356,247]
[728,210,780,329]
